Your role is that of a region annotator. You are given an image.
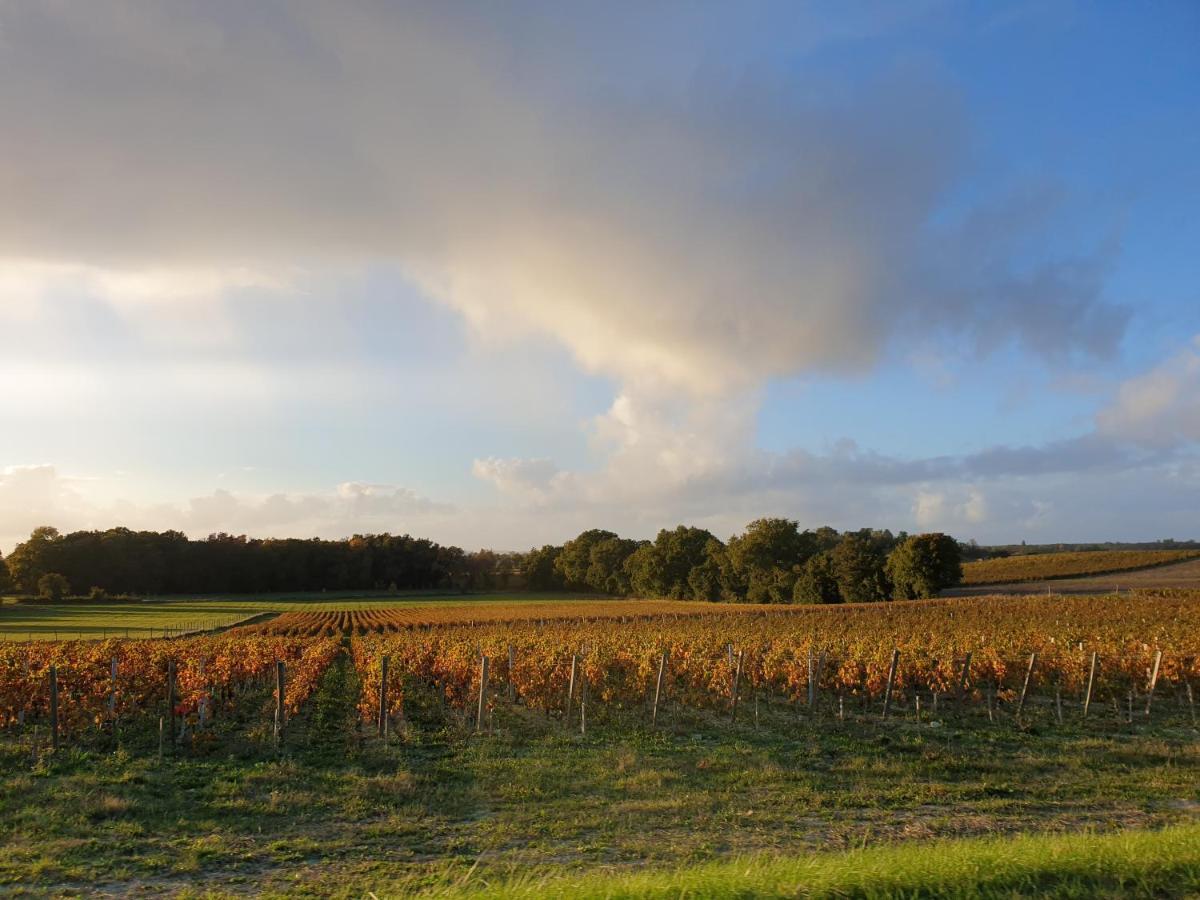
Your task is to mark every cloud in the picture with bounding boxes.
[0,2,1127,398]
[1096,336,1200,447]
[0,466,452,551]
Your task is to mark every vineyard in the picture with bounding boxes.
[961,549,1200,585]
[2,591,1198,753]
[239,600,774,635]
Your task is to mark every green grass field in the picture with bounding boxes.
[2,655,1198,896]
[0,593,606,640]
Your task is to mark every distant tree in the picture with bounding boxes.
[37,572,71,602]
[793,552,841,604]
[521,545,562,590]
[886,533,963,599]
[724,518,814,603]
[625,526,720,599]
[586,537,640,594]
[87,586,110,602]
[831,533,891,603]
[554,530,618,591]
[685,538,727,602]
[0,551,9,593]
[6,526,62,592]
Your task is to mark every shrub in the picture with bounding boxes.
[37,572,71,602]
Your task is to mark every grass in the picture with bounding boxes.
[0,592,605,640]
[429,824,1200,898]
[961,549,1200,586]
[1,654,1198,896]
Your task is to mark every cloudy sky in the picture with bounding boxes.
[1,1,1198,552]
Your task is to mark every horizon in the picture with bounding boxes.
[2,3,1199,553]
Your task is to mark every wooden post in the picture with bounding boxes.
[957,652,972,707]
[565,654,578,729]
[807,649,816,710]
[108,656,118,720]
[477,655,489,733]
[730,649,744,721]
[1017,652,1037,719]
[378,655,389,737]
[1055,685,1063,725]
[507,644,516,703]
[1083,652,1099,718]
[881,649,900,719]
[580,668,588,736]
[49,665,60,751]
[651,650,669,725]
[1144,650,1162,717]
[1187,682,1196,726]
[166,658,177,746]
[275,661,286,744]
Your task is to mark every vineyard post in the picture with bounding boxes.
[881,649,900,719]
[167,658,177,748]
[1144,650,1162,717]
[378,655,389,737]
[1083,652,1099,718]
[565,654,578,729]
[807,649,816,710]
[1187,682,1196,726]
[49,665,60,752]
[109,656,118,722]
[476,655,489,733]
[274,661,286,746]
[730,649,744,722]
[957,652,972,709]
[651,650,669,726]
[507,643,515,703]
[579,667,588,736]
[1017,652,1037,719]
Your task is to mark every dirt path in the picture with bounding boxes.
[944,556,1200,596]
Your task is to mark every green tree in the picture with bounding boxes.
[625,526,719,599]
[793,551,841,603]
[724,518,812,603]
[6,526,62,592]
[37,572,71,602]
[686,538,726,601]
[554,529,618,591]
[523,545,564,590]
[586,537,640,594]
[886,533,963,599]
[831,533,891,603]
[0,550,9,593]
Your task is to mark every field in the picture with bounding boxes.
[0,594,601,641]
[961,549,1200,586]
[2,591,1198,896]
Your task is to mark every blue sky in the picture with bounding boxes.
[0,2,1198,551]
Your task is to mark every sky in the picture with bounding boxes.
[1,1,1198,553]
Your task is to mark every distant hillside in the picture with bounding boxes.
[961,549,1200,586]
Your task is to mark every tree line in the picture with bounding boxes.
[0,520,961,603]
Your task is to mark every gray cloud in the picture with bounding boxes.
[0,2,1127,396]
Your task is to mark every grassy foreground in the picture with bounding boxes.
[429,824,1200,898]
[2,654,1198,896]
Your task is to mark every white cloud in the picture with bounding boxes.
[1096,336,1200,447]
[0,466,452,552]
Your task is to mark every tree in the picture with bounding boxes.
[625,526,719,599]
[886,533,963,599]
[554,530,618,591]
[831,533,891,603]
[793,552,840,604]
[586,537,640,594]
[37,572,71,602]
[686,538,726,601]
[6,526,62,592]
[724,518,812,603]
[523,545,564,590]
[0,551,9,593]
